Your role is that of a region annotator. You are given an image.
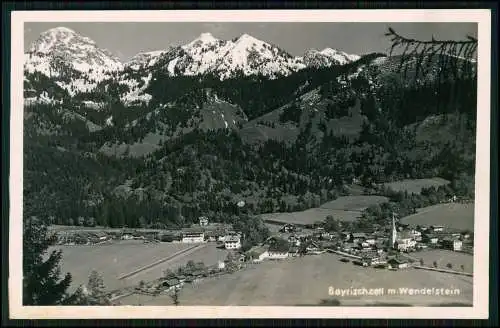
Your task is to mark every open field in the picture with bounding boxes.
[119,253,473,306]
[118,243,230,289]
[48,225,118,232]
[382,178,450,195]
[400,203,474,231]
[47,225,164,233]
[320,195,389,211]
[48,241,229,292]
[261,208,361,226]
[261,195,390,226]
[408,249,474,274]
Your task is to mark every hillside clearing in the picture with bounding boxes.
[382,178,450,195]
[239,93,364,145]
[261,208,361,226]
[400,203,474,231]
[320,195,389,211]
[99,132,164,158]
[260,195,391,226]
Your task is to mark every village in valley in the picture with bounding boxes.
[48,186,474,306]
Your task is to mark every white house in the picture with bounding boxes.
[442,238,463,251]
[409,229,422,241]
[416,243,428,250]
[342,243,356,253]
[267,249,289,259]
[388,258,409,269]
[218,260,225,269]
[432,225,445,232]
[249,245,270,263]
[91,232,108,243]
[453,239,463,251]
[220,230,242,243]
[320,232,331,240]
[199,216,209,226]
[280,224,296,233]
[362,255,386,267]
[423,233,439,244]
[339,232,351,241]
[365,238,376,245]
[182,231,205,243]
[162,278,183,291]
[395,237,417,252]
[288,235,301,247]
[461,232,471,239]
[288,247,299,257]
[361,241,371,248]
[351,232,367,243]
[224,236,241,250]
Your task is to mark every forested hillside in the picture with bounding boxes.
[23,42,477,230]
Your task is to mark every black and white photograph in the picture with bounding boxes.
[9,9,491,319]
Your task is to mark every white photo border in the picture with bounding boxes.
[9,9,492,319]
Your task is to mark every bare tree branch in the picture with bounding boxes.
[385,27,477,84]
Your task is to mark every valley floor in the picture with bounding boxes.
[48,240,229,292]
[118,252,473,306]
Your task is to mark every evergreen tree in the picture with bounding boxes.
[85,270,110,305]
[23,217,77,305]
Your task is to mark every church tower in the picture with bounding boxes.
[391,212,398,249]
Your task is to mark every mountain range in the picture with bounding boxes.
[23,26,477,232]
[24,27,360,102]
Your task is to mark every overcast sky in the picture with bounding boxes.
[24,22,478,61]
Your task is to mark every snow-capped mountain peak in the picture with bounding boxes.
[235,33,260,44]
[24,26,125,99]
[322,48,361,62]
[320,48,337,55]
[25,26,123,75]
[197,32,218,43]
[302,47,360,68]
[126,49,171,69]
[29,26,92,54]
[49,26,75,33]
[184,32,220,49]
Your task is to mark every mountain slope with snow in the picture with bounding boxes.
[25,27,123,75]
[302,48,361,68]
[99,88,248,158]
[124,32,360,80]
[24,27,123,97]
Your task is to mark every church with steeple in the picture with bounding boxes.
[391,212,398,249]
[391,212,416,252]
